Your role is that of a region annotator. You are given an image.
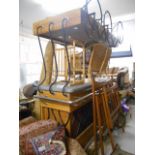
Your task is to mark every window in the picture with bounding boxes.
[19,33,48,88]
[110,19,135,79]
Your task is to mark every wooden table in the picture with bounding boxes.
[34,89,93,147]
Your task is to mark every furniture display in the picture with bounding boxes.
[22,2,124,153]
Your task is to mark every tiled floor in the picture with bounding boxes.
[113,104,135,154]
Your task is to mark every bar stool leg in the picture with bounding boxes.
[95,95,104,155]
[114,90,125,132]
[92,93,98,154]
[102,92,115,151]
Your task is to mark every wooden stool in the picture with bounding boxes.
[89,43,113,154]
[89,43,124,154]
[91,79,119,154]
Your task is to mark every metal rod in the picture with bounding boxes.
[61,18,71,96]
[36,26,47,92]
[34,92,93,105]
[48,22,58,95]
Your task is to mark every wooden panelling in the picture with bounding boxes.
[40,41,53,85]
[33,8,81,35]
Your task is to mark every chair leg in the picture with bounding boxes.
[101,93,115,151]
[108,128,115,151]
[92,96,97,154]
[95,95,104,155]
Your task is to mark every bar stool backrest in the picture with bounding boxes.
[88,43,111,76]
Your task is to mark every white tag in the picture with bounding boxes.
[38,145,46,152]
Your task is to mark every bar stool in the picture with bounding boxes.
[88,43,111,154]
[88,43,123,154]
